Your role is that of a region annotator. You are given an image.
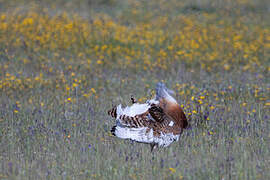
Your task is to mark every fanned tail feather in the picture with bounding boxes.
[118,114,148,128]
[107,104,125,119]
[116,104,123,118]
[108,106,117,118]
[108,104,149,128]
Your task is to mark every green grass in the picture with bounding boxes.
[1,70,269,179]
[0,0,270,179]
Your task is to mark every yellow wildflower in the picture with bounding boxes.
[72,83,78,88]
[169,167,176,173]
[91,88,96,94]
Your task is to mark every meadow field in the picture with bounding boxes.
[0,0,269,179]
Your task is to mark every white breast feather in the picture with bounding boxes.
[113,126,154,143]
[153,133,180,147]
[114,125,180,147]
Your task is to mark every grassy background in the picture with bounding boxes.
[0,0,269,179]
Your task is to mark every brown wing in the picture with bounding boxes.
[158,98,188,129]
[148,104,165,122]
[149,104,185,135]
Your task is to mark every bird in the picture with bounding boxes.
[108,82,188,151]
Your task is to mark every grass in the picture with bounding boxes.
[0,0,269,179]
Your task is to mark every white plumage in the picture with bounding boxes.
[116,103,150,118]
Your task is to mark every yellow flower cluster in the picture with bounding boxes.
[0,9,269,74]
[0,4,269,116]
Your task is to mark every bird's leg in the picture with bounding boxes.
[150,143,157,152]
[130,95,137,104]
